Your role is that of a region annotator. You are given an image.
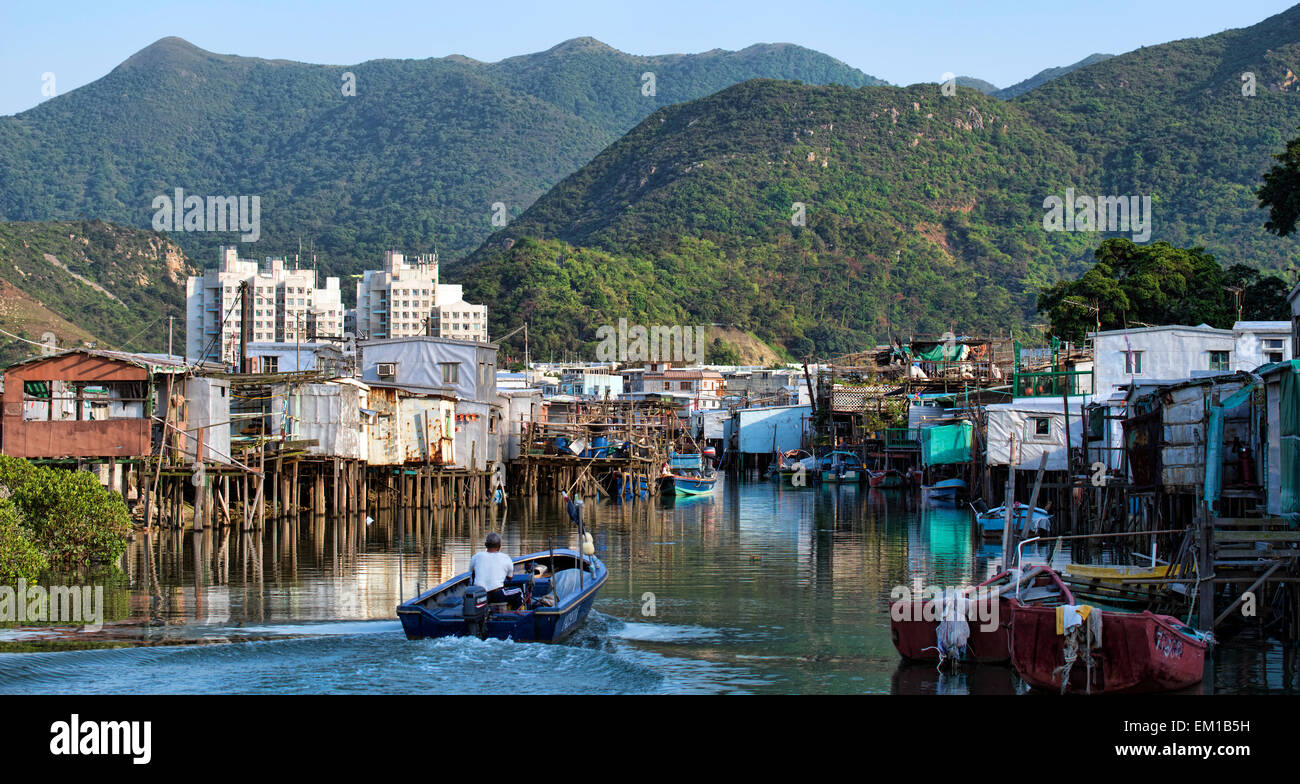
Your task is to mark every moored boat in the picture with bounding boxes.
[1008,567,1211,694]
[868,468,905,488]
[891,566,1073,665]
[921,477,967,504]
[974,502,1051,540]
[669,468,719,495]
[397,549,607,642]
[773,449,815,483]
[820,450,865,483]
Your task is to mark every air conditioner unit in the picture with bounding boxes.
[377,362,396,378]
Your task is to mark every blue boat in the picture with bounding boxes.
[668,469,718,495]
[662,451,718,495]
[921,477,967,505]
[973,503,1052,540]
[819,450,865,483]
[396,549,608,642]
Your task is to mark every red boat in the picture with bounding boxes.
[1009,570,1210,694]
[891,567,1073,664]
[868,468,905,488]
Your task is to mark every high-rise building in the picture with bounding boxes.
[185,246,343,365]
[354,251,439,340]
[353,251,488,342]
[431,283,488,342]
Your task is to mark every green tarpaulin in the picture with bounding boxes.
[921,421,973,466]
[915,344,969,362]
[1279,364,1300,516]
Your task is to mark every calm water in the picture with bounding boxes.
[0,480,1294,694]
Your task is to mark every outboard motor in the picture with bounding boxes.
[462,586,489,638]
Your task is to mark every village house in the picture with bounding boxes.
[640,364,725,411]
[359,336,502,470]
[1091,321,1291,401]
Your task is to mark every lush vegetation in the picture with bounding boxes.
[458,7,1300,358]
[992,54,1114,99]
[0,36,883,271]
[1038,239,1290,343]
[1010,5,1300,273]
[1258,131,1300,237]
[461,79,1094,359]
[0,499,46,584]
[6,11,1300,360]
[0,220,193,365]
[0,456,132,579]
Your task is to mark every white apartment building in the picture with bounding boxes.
[432,284,488,342]
[1090,321,1292,400]
[185,246,343,365]
[355,251,439,340]
[353,251,487,342]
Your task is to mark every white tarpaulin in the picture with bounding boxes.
[985,398,1085,471]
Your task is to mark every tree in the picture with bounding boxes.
[1258,132,1300,237]
[1038,239,1287,343]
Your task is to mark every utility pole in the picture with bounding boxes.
[239,280,252,373]
[168,316,174,358]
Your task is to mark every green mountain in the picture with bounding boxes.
[456,7,1300,359]
[0,221,193,366]
[993,53,1113,99]
[0,37,885,268]
[1010,5,1300,272]
[459,79,1093,358]
[956,76,999,95]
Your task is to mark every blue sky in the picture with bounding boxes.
[1,0,1295,116]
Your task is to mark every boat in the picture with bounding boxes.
[820,451,865,483]
[1059,562,1190,613]
[772,449,816,483]
[1008,568,1210,694]
[660,450,719,495]
[974,502,1052,540]
[921,477,967,504]
[867,468,905,488]
[891,566,1073,665]
[668,467,719,495]
[396,548,607,642]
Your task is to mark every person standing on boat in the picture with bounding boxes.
[470,532,522,610]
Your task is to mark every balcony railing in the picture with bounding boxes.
[1012,369,1095,397]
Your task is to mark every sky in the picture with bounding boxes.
[1,0,1296,116]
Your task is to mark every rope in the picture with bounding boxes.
[1052,609,1101,694]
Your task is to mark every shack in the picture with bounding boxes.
[1258,361,1296,518]
[984,398,1086,472]
[733,404,811,460]
[365,384,457,466]
[267,378,370,461]
[1123,373,1257,497]
[0,349,191,461]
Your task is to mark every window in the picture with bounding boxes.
[1034,417,1050,436]
[440,362,460,385]
[1210,350,1230,371]
[1124,350,1143,374]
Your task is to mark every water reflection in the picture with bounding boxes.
[0,479,1294,694]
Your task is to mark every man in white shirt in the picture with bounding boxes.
[469,532,521,609]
